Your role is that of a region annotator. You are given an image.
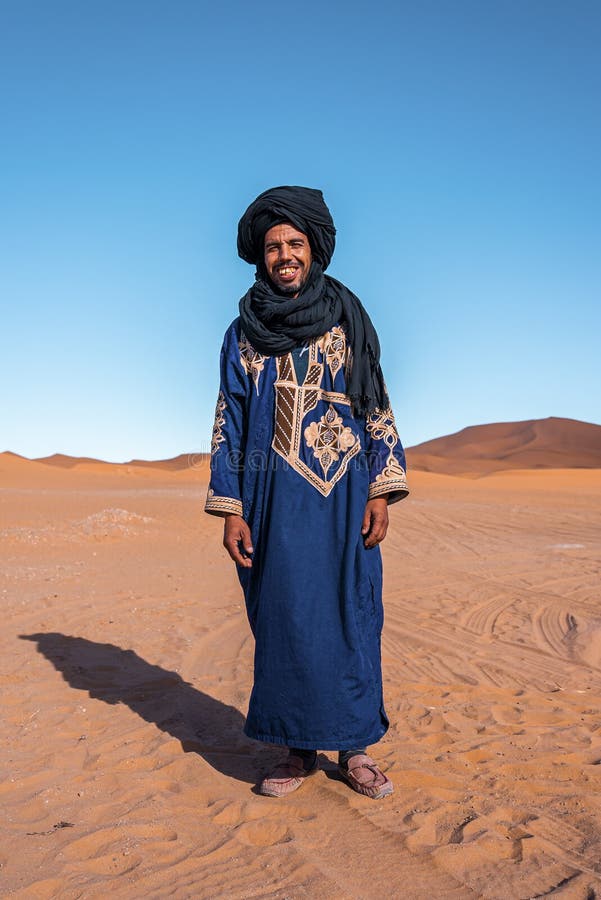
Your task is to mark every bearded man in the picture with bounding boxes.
[205,186,408,799]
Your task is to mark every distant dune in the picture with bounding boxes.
[0,450,209,487]
[125,453,206,471]
[34,452,109,468]
[407,416,601,475]
[33,451,208,472]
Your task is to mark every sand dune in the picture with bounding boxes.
[33,452,209,473]
[408,416,601,474]
[34,453,111,469]
[2,456,601,897]
[0,451,209,488]
[124,454,209,472]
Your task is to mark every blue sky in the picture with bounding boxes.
[2,0,600,461]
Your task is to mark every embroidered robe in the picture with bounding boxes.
[205,318,408,750]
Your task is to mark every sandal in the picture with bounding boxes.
[339,753,393,800]
[259,753,318,798]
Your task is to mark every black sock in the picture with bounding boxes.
[290,747,317,771]
[338,749,366,770]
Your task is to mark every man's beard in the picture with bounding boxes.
[277,282,302,296]
[271,271,308,297]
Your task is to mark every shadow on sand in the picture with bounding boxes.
[19,632,259,784]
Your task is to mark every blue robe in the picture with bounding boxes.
[205,319,408,750]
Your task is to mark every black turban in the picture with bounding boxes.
[237,185,388,417]
[237,185,336,270]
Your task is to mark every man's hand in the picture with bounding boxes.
[361,497,389,549]
[223,514,254,567]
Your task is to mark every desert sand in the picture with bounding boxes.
[2,438,601,898]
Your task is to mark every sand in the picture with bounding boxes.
[2,453,601,898]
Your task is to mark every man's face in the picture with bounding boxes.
[264,223,312,297]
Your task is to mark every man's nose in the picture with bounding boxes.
[278,244,292,262]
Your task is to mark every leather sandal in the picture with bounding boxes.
[339,753,393,799]
[259,753,318,798]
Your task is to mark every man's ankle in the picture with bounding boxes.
[290,747,317,771]
[338,749,367,770]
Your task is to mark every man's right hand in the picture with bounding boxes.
[223,514,254,568]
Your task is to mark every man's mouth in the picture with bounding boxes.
[276,266,299,281]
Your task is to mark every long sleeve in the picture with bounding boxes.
[205,322,249,517]
[365,403,409,505]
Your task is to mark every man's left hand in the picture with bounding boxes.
[362,497,389,548]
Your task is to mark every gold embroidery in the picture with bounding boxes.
[366,406,399,449]
[317,325,347,380]
[239,333,267,394]
[368,477,408,500]
[210,391,226,455]
[377,451,407,482]
[272,335,361,497]
[366,406,408,500]
[304,404,357,479]
[205,494,243,516]
[369,449,408,496]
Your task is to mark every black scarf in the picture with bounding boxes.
[239,262,388,417]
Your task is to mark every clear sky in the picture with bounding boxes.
[2,0,600,462]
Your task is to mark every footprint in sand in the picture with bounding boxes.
[211,798,315,830]
[212,801,245,826]
[234,819,290,846]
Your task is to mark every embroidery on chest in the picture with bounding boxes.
[239,333,267,394]
[316,325,347,381]
[304,405,357,479]
[272,333,361,497]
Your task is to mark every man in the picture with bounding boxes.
[205,186,408,799]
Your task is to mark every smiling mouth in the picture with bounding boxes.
[276,266,299,279]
